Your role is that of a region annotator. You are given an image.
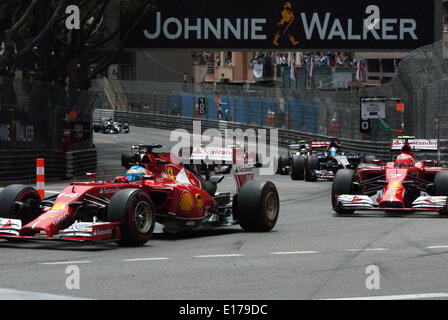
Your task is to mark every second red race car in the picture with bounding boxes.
[0,144,280,246]
[332,137,448,215]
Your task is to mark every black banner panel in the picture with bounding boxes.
[124,0,439,50]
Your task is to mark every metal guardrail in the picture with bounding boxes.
[94,108,448,165]
[93,108,402,162]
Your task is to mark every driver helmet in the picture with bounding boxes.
[329,147,338,156]
[125,166,150,182]
[395,153,415,168]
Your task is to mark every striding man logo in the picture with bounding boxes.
[273,1,299,47]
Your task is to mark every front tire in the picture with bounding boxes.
[331,169,356,214]
[305,155,318,182]
[236,180,279,232]
[108,189,155,246]
[291,155,305,180]
[434,171,448,216]
[0,185,42,225]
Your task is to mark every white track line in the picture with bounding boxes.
[345,248,389,252]
[323,293,448,300]
[40,261,91,265]
[425,245,448,250]
[122,257,169,262]
[270,251,319,255]
[194,254,244,258]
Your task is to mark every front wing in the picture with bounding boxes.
[0,219,121,243]
[335,194,448,213]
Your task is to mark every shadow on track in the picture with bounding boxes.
[0,239,118,251]
[152,228,245,240]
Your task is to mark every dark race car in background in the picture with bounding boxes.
[332,137,448,215]
[291,140,361,182]
[93,118,130,134]
[276,140,311,175]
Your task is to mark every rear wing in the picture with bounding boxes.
[390,139,439,151]
[311,141,331,149]
[189,146,256,164]
[390,137,441,166]
[189,146,255,191]
[311,140,341,150]
[190,147,233,163]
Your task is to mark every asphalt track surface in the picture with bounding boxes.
[2,126,448,300]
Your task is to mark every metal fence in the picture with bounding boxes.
[91,39,448,142]
[0,76,98,151]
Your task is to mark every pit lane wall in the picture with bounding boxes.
[94,108,447,166]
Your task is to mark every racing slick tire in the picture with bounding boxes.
[331,169,356,214]
[108,189,156,246]
[291,155,305,180]
[305,155,318,182]
[279,155,289,175]
[0,185,42,225]
[236,180,279,232]
[434,171,448,216]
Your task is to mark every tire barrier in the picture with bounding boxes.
[0,149,97,183]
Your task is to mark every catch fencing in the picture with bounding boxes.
[91,39,448,143]
[0,77,98,182]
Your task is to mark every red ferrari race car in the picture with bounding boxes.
[332,137,448,215]
[0,144,279,246]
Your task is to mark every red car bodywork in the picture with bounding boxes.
[333,139,448,213]
[0,148,254,243]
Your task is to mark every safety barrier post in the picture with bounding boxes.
[36,158,45,199]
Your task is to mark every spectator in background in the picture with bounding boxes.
[329,115,340,137]
[171,104,180,116]
[225,109,232,122]
[276,108,285,128]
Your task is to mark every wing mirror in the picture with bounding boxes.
[423,160,434,166]
[86,172,97,182]
[372,159,383,165]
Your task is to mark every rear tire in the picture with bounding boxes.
[305,155,318,182]
[0,185,42,225]
[331,169,356,214]
[108,189,155,246]
[291,155,305,180]
[236,180,279,232]
[434,171,448,216]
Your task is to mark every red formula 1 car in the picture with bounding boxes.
[332,137,448,215]
[0,144,279,246]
